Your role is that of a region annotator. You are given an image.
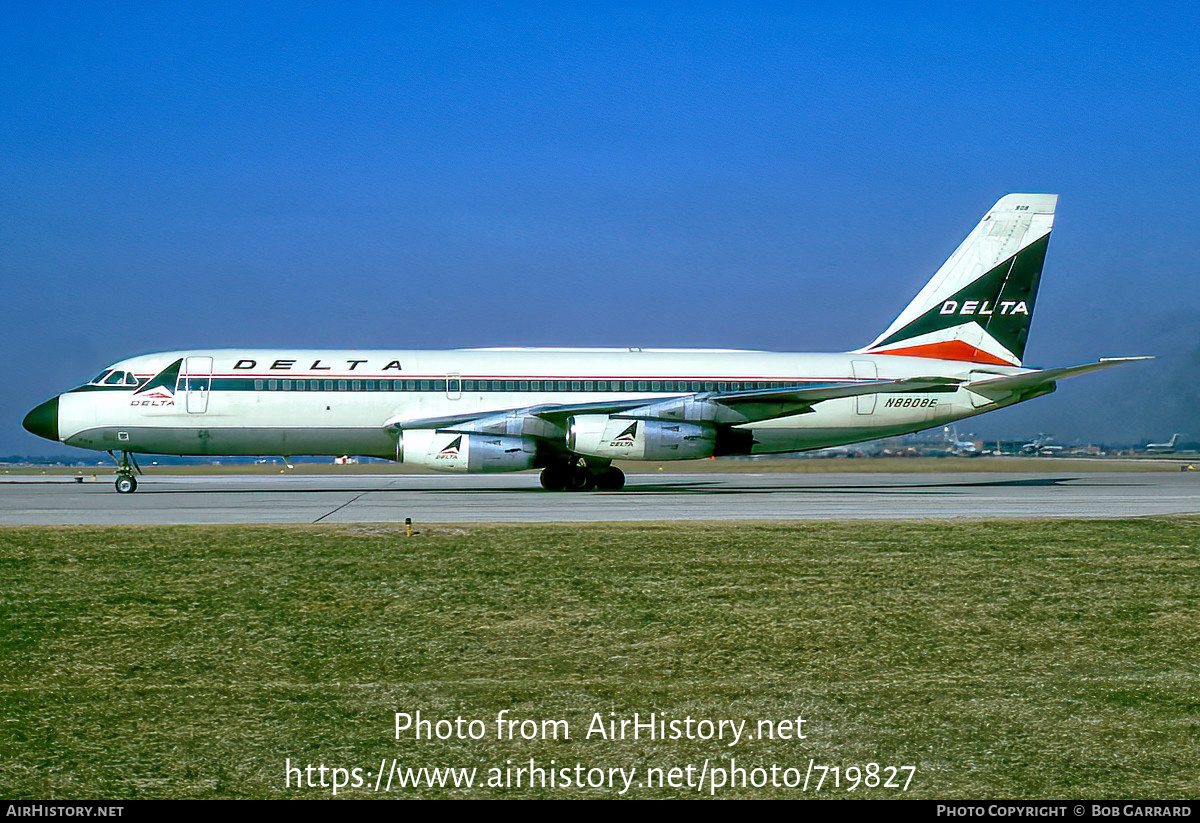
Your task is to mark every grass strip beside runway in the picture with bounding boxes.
[1,519,1197,798]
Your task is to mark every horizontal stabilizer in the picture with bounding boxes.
[966,357,1150,402]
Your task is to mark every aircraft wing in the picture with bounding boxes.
[965,357,1150,402]
[382,398,654,434]
[704,376,962,406]
[602,376,965,425]
[382,376,964,433]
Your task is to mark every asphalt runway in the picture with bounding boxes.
[1,471,1198,524]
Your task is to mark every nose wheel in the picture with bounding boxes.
[109,450,142,494]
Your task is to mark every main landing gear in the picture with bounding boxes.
[539,458,625,492]
[109,450,142,494]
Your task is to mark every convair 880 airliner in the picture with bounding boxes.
[23,194,1144,493]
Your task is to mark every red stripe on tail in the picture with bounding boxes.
[869,340,1012,366]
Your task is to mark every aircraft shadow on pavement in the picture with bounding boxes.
[124,475,1137,495]
[582,477,1093,495]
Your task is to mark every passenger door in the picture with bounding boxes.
[183,356,213,414]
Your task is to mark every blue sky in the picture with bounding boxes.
[3,2,1198,453]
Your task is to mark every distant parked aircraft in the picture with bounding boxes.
[944,426,980,456]
[1145,434,1182,454]
[1020,434,1065,456]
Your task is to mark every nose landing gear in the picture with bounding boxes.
[109,450,142,494]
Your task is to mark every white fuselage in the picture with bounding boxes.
[55,347,1023,462]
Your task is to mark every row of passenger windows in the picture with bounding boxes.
[227,378,793,393]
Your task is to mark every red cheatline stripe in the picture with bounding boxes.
[207,374,865,382]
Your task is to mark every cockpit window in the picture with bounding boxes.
[104,371,127,385]
[125,373,141,386]
[91,370,112,384]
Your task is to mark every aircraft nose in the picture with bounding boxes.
[22,396,60,442]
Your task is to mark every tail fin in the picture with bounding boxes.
[858,193,1057,366]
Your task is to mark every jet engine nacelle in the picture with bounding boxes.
[567,415,716,460]
[398,429,538,473]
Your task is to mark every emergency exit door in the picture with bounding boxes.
[851,360,877,415]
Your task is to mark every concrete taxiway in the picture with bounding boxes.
[1,471,1198,525]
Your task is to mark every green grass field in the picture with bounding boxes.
[2,520,1198,798]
